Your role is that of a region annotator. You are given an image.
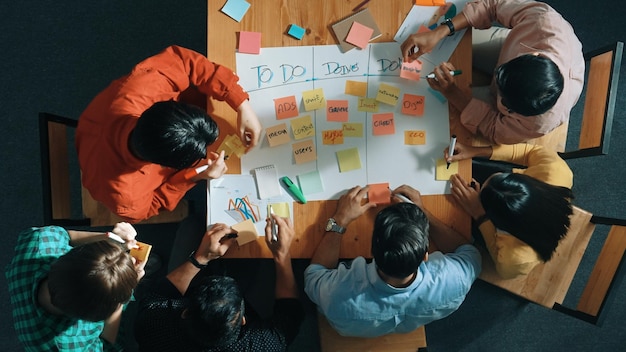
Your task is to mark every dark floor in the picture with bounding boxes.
[2,1,626,351]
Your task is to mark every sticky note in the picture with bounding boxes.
[345,21,374,49]
[302,88,326,111]
[428,87,447,103]
[232,219,259,246]
[274,96,299,119]
[418,25,430,34]
[269,202,290,218]
[130,241,152,262]
[292,139,317,164]
[327,100,349,122]
[217,133,246,158]
[404,130,426,145]
[358,98,379,112]
[336,147,362,172]
[376,83,401,106]
[435,158,458,180]
[402,94,426,116]
[368,183,391,204]
[221,0,251,22]
[238,31,261,54]
[265,123,291,147]
[400,60,422,81]
[345,80,368,96]
[291,115,315,140]
[342,123,364,137]
[322,129,344,145]
[288,24,306,40]
[298,170,324,194]
[372,113,395,136]
[415,0,445,6]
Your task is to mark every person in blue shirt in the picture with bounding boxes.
[304,184,481,337]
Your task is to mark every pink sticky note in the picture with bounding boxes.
[326,100,349,122]
[345,21,374,49]
[368,183,390,205]
[418,25,430,34]
[238,31,261,54]
[402,94,425,116]
[400,60,422,81]
[372,113,395,136]
[274,96,299,119]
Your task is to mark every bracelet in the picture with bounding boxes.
[474,214,490,227]
[187,251,209,269]
[441,18,455,36]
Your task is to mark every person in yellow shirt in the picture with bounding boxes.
[445,143,573,279]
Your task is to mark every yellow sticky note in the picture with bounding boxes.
[436,158,458,180]
[336,147,362,172]
[357,98,379,112]
[266,123,291,147]
[292,139,317,164]
[345,80,368,96]
[322,129,344,145]
[342,123,364,137]
[224,134,246,157]
[302,88,326,111]
[404,130,426,145]
[376,83,401,106]
[232,219,259,246]
[269,202,290,218]
[291,115,315,140]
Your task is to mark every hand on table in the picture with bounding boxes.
[450,174,485,220]
[391,184,424,209]
[193,223,238,264]
[333,186,377,228]
[265,214,295,262]
[237,100,263,152]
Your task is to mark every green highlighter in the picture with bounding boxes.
[280,176,307,204]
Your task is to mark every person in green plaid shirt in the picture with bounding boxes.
[5,223,145,351]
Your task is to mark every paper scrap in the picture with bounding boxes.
[221,0,251,22]
[345,80,368,96]
[292,139,317,164]
[372,113,395,136]
[326,100,349,122]
[291,115,315,140]
[368,182,391,204]
[435,158,458,180]
[345,21,375,49]
[302,88,326,111]
[402,94,426,116]
[232,219,259,246]
[265,123,291,147]
[336,147,362,172]
[238,31,261,54]
[404,130,426,145]
[274,95,299,119]
[298,170,324,194]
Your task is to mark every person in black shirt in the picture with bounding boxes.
[134,215,304,351]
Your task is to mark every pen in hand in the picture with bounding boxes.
[422,69,463,79]
[447,134,457,169]
[269,205,278,242]
[388,188,415,204]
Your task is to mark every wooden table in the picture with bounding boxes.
[208,0,473,258]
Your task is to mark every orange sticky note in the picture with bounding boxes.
[326,100,349,122]
[302,88,326,111]
[274,96,299,119]
[342,122,364,137]
[345,80,368,96]
[345,21,374,49]
[402,94,425,116]
[368,183,390,204]
[372,113,395,136]
[292,139,317,164]
[130,241,152,262]
[357,98,379,112]
[404,130,426,145]
[291,115,315,140]
[238,31,261,54]
[322,130,344,145]
[400,60,422,81]
[415,0,445,6]
[265,123,291,147]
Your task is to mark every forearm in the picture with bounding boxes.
[274,255,298,299]
[166,260,203,295]
[443,85,472,113]
[100,305,123,345]
[67,230,108,247]
[310,233,343,269]
[425,209,470,253]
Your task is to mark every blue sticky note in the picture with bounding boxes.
[428,87,447,103]
[298,170,324,194]
[288,24,306,40]
[221,0,251,22]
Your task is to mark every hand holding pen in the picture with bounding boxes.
[188,150,229,181]
[265,212,295,260]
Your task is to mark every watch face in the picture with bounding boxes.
[325,219,334,231]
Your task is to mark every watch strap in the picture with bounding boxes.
[187,250,208,269]
[326,218,347,234]
[441,18,455,36]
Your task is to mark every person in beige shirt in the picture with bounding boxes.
[401,0,584,144]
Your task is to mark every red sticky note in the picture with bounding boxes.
[372,113,395,136]
[368,183,390,204]
[326,100,349,122]
[402,94,425,116]
[273,96,299,119]
[238,31,261,54]
[345,21,374,49]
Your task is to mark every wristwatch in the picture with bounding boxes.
[441,18,455,36]
[325,218,347,234]
[187,250,209,269]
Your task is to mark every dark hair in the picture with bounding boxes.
[480,173,573,261]
[495,54,564,116]
[130,100,219,169]
[371,203,429,278]
[182,275,244,348]
[48,241,137,321]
